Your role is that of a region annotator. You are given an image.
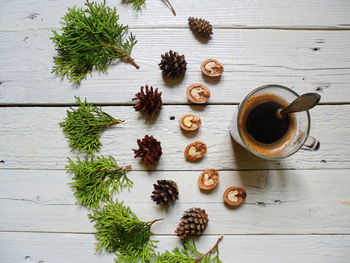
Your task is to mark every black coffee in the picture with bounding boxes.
[245,101,290,144]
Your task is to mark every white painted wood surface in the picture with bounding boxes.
[2,233,350,263]
[1,0,350,30]
[1,169,350,234]
[1,105,349,170]
[1,29,350,104]
[1,0,350,262]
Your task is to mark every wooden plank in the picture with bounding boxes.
[1,169,350,234]
[1,232,350,263]
[1,0,350,31]
[0,105,349,170]
[1,29,350,105]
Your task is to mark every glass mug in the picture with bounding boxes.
[230,84,320,160]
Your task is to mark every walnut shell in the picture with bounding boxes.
[184,141,207,161]
[223,187,247,207]
[198,169,219,190]
[186,84,210,104]
[201,59,224,77]
[179,114,201,131]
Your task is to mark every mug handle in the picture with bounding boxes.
[301,136,320,151]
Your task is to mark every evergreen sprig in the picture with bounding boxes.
[122,0,176,16]
[155,236,224,263]
[122,0,146,10]
[89,201,163,262]
[60,97,123,155]
[66,156,132,209]
[52,1,139,83]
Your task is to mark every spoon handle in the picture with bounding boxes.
[280,93,321,116]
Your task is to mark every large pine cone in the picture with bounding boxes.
[188,17,213,38]
[132,85,162,115]
[133,135,162,165]
[175,207,209,240]
[159,50,187,77]
[151,180,179,207]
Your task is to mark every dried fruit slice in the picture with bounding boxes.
[198,169,219,190]
[223,186,247,207]
[179,114,201,131]
[201,59,224,77]
[186,84,211,104]
[184,141,207,161]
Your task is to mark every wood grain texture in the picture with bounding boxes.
[1,232,350,263]
[1,29,350,105]
[1,0,350,31]
[0,105,349,170]
[1,169,350,234]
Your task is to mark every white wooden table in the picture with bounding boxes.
[1,1,350,262]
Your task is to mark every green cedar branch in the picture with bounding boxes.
[123,0,176,16]
[89,201,163,263]
[66,156,133,209]
[155,235,224,263]
[51,1,138,83]
[60,97,123,155]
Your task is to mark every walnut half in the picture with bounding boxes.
[186,84,210,104]
[184,141,207,161]
[198,169,219,190]
[179,114,201,131]
[223,186,247,207]
[201,59,224,77]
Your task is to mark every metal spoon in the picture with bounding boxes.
[276,93,321,119]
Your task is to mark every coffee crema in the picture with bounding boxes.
[239,94,296,158]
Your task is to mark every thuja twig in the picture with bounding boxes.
[102,43,140,69]
[100,165,132,173]
[66,156,133,209]
[195,235,224,263]
[162,0,176,16]
[51,1,138,83]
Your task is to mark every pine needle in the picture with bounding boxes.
[51,1,138,83]
[60,97,123,155]
[66,156,133,209]
[89,201,163,262]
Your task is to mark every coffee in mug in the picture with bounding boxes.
[230,85,319,160]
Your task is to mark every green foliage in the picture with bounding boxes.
[89,201,160,263]
[122,0,146,10]
[59,97,123,155]
[155,238,223,263]
[51,1,138,83]
[66,156,133,209]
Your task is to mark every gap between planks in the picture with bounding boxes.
[1,230,349,236]
[1,102,350,107]
[1,26,350,33]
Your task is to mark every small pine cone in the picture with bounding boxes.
[151,180,179,207]
[175,207,209,240]
[133,135,162,165]
[188,17,213,38]
[159,50,187,77]
[132,85,162,115]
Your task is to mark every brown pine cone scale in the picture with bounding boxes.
[132,85,162,115]
[188,17,213,38]
[133,135,162,165]
[175,207,209,240]
[151,179,179,207]
[159,50,187,77]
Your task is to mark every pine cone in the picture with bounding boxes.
[133,135,162,165]
[188,17,213,38]
[151,180,179,207]
[132,85,162,115]
[175,207,209,240]
[159,50,187,77]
